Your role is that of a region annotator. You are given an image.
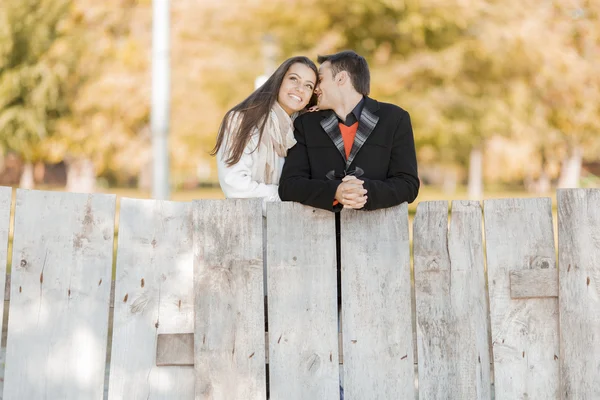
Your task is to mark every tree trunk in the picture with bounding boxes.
[34,161,46,184]
[442,169,457,195]
[20,162,35,189]
[66,158,96,193]
[525,171,551,194]
[138,159,152,191]
[558,145,582,188]
[468,147,483,200]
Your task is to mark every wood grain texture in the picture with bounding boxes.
[108,198,194,399]
[266,202,339,400]
[484,198,558,400]
[447,201,491,399]
[156,333,194,367]
[558,189,600,399]
[155,332,347,366]
[0,187,12,338]
[3,189,115,400]
[194,199,266,400]
[510,269,558,299]
[5,276,117,306]
[340,204,415,400]
[414,201,491,399]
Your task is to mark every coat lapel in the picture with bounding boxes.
[346,97,380,168]
[320,112,346,162]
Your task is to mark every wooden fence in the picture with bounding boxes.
[0,187,598,399]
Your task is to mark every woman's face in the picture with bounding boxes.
[277,63,316,116]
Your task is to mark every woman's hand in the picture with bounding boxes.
[307,105,320,112]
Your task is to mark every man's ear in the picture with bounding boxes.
[336,71,350,86]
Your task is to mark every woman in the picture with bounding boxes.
[212,56,343,399]
[212,56,318,211]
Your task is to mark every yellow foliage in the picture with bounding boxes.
[2,0,598,186]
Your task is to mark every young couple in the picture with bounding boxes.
[213,50,419,399]
[213,50,420,212]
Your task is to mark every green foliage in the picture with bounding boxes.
[1,0,598,187]
[0,0,76,161]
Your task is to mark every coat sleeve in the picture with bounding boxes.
[217,137,280,205]
[278,117,342,212]
[361,110,420,210]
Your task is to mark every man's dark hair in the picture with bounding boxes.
[317,50,370,96]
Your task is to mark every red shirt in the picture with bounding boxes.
[339,122,359,158]
[332,122,359,206]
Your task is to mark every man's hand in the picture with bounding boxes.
[335,175,368,209]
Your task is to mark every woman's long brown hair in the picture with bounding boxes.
[211,56,318,166]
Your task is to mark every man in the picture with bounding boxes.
[279,51,419,400]
[279,50,419,211]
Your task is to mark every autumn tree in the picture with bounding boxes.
[0,0,77,188]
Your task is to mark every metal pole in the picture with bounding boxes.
[151,0,170,200]
[254,34,278,89]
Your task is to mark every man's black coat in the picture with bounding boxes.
[279,96,419,211]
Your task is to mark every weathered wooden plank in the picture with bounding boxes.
[157,333,194,366]
[558,189,600,398]
[194,199,266,400]
[510,269,558,299]
[340,203,415,399]
[484,198,558,400]
[156,331,346,366]
[414,201,453,399]
[447,201,491,398]
[108,198,194,399]
[0,187,12,337]
[414,201,491,399]
[4,189,115,400]
[266,202,339,400]
[5,274,117,304]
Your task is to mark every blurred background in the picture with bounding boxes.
[1,0,599,205]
